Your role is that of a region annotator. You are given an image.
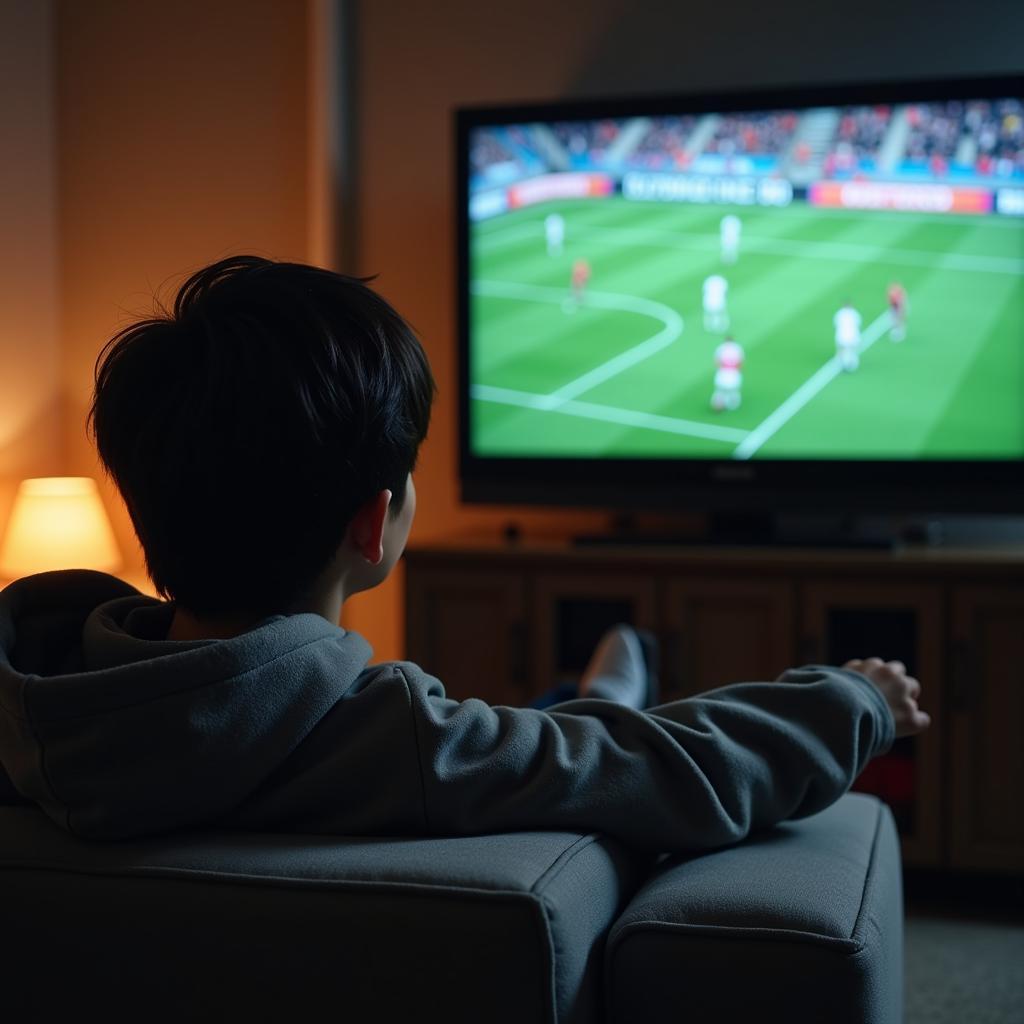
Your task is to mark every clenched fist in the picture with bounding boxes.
[844,657,931,739]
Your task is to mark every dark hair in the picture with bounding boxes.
[89,256,435,616]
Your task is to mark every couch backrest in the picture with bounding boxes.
[0,806,649,1023]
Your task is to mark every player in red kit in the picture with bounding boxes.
[564,259,591,313]
[711,336,744,411]
[887,282,908,341]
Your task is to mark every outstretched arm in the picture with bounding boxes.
[400,663,898,853]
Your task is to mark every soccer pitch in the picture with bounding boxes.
[469,198,1024,460]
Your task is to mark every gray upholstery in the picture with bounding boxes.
[0,808,650,1024]
[606,793,903,1024]
[0,795,902,1024]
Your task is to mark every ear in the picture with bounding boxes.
[348,489,393,566]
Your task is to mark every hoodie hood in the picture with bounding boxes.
[0,570,372,839]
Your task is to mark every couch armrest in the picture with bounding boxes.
[606,793,903,1024]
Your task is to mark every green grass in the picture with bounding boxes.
[470,197,1024,460]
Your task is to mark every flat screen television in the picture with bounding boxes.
[456,76,1024,535]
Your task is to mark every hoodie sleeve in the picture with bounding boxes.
[399,664,894,853]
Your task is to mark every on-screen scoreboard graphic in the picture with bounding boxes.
[466,92,1024,462]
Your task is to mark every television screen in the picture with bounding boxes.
[461,81,1024,478]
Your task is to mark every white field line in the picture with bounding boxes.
[472,384,750,443]
[733,310,893,460]
[472,279,684,408]
[475,220,1024,276]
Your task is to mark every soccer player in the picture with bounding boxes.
[563,258,590,313]
[545,212,565,256]
[720,214,741,264]
[887,282,908,341]
[834,300,862,372]
[711,335,744,411]
[703,274,729,332]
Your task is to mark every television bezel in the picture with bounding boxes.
[455,74,1024,517]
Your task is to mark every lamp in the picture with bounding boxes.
[0,477,121,579]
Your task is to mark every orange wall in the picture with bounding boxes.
[56,0,311,580]
[0,0,61,535]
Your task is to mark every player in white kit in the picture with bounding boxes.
[720,214,741,264]
[545,213,565,256]
[833,301,862,372]
[711,336,744,411]
[703,274,729,332]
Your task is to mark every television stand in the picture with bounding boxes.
[574,511,902,550]
[405,537,1024,875]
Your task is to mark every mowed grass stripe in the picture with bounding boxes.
[477,208,917,452]
[473,204,1021,459]
[474,238,698,386]
[758,233,1020,457]
[580,212,938,431]
[915,274,1023,456]
[474,197,826,277]
[474,230,720,451]
[477,198,1024,282]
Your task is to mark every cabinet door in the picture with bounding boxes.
[800,581,943,867]
[531,571,658,699]
[405,566,527,706]
[950,586,1024,873]
[664,578,795,699]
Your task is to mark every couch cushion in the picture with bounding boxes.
[0,806,650,1024]
[606,793,903,1024]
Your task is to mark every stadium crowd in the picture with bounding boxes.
[968,98,1024,177]
[705,111,799,156]
[630,116,699,168]
[470,130,523,177]
[551,119,621,163]
[905,99,1024,177]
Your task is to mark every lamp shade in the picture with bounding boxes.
[0,477,122,578]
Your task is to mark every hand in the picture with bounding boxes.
[843,658,931,738]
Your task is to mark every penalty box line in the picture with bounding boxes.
[472,279,684,409]
[472,384,749,444]
[733,309,893,460]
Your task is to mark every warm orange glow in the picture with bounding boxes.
[0,476,121,578]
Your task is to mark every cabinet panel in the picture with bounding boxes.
[531,571,658,698]
[405,566,527,706]
[405,542,1024,876]
[951,587,1024,873]
[800,581,943,867]
[664,579,795,699]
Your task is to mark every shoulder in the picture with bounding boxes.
[378,660,448,700]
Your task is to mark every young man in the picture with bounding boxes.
[0,257,927,850]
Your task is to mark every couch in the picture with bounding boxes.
[0,792,902,1023]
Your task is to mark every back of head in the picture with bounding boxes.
[90,256,435,617]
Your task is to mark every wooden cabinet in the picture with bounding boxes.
[530,570,658,698]
[950,587,1024,872]
[404,566,527,706]
[665,578,795,698]
[800,581,944,866]
[404,540,1024,874]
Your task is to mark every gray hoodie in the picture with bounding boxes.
[0,569,894,850]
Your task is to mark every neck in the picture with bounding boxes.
[166,582,345,641]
